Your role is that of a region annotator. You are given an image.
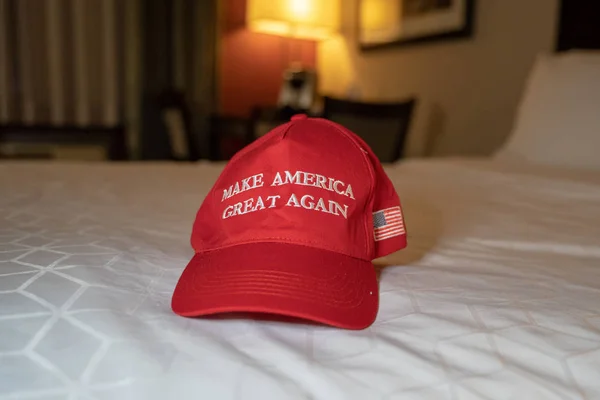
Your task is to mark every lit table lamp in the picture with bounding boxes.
[246,0,340,113]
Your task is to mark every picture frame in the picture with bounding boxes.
[358,0,476,51]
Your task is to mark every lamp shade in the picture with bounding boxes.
[247,0,340,41]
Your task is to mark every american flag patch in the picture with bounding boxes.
[373,206,405,241]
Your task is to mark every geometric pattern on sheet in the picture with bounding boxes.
[1,160,600,400]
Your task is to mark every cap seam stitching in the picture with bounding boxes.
[196,238,370,262]
[318,118,377,258]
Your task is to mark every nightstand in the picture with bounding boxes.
[0,124,128,161]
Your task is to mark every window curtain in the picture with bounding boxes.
[139,0,218,160]
[0,0,218,160]
[0,0,123,127]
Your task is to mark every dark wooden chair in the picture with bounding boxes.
[156,90,200,161]
[206,107,294,161]
[321,96,416,163]
[207,114,253,161]
[248,106,295,141]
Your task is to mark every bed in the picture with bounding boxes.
[2,53,600,399]
[1,156,600,400]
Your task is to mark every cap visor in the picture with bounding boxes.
[171,242,379,330]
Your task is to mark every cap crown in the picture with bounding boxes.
[191,116,406,260]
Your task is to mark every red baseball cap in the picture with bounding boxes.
[171,114,407,330]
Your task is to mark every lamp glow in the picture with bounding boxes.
[246,0,340,41]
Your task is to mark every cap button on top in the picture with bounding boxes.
[291,113,308,121]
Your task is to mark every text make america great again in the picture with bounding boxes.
[220,170,356,220]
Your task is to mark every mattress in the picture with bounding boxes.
[1,158,599,400]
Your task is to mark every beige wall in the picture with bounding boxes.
[317,0,560,157]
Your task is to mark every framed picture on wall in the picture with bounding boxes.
[358,0,476,51]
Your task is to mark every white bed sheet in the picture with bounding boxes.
[1,158,599,400]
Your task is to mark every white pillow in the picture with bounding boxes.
[496,50,600,170]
